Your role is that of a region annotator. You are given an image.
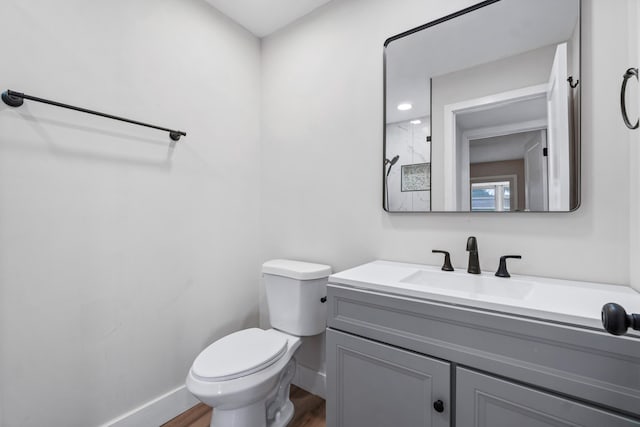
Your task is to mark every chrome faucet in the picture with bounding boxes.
[466,236,480,274]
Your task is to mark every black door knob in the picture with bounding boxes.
[433,400,445,413]
[602,303,640,335]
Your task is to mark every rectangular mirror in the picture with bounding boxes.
[384,0,581,212]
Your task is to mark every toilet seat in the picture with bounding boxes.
[191,328,288,382]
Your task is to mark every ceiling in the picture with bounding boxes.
[205,0,334,37]
[457,96,547,131]
[470,130,542,164]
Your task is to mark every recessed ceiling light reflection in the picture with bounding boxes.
[397,103,413,111]
[410,120,421,125]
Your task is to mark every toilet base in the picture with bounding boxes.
[269,400,294,427]
[209,399,294,427]
[211,401,267,427]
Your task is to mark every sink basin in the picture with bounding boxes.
[400,270,533,300]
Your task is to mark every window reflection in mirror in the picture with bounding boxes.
[384,0,580,213]
[471,181,512,212]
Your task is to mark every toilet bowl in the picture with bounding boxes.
[186,259,331,427]
[186,328,301,427]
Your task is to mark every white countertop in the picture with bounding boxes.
[329,260,640,334]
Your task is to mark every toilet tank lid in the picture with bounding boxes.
[262,259,332,280]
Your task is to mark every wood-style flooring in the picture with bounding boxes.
[161,385,325,427]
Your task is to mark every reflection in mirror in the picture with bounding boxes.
[384,0,580,212]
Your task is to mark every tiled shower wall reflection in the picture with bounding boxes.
[386,116,431,211]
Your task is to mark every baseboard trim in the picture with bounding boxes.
[100,385,199,427]
[292,364,326,399]
[101,365,323,427]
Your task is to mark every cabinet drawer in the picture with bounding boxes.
[326,329,450,427]
[456,367,640,426]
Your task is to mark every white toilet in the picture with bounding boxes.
[186,259,331,427]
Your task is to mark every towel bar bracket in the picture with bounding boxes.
[1,91,24,107]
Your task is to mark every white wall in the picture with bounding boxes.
[0,1,261,426]
[261,0,630,286]
[628,0,640,292]
[260,0,632,383]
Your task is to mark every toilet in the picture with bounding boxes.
[186,259,332,427]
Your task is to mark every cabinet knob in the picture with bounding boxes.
[602,303,640,335]
[433,399,445,413]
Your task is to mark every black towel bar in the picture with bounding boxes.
[2,89,187,141]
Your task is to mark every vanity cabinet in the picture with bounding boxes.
[325,283,640,427]
[326,328,450,427]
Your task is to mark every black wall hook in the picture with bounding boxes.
[567,76,579,89]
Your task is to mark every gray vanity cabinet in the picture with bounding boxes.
[456,368,638,427]
[326,328,451,427]
[326,283,640,426]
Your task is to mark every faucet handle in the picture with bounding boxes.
[495,255,521,278]
[432,250,454,271]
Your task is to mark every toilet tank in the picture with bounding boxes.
[262,259,332,336]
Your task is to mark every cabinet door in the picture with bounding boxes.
[456,367,640,426]
[326,328,450,427]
